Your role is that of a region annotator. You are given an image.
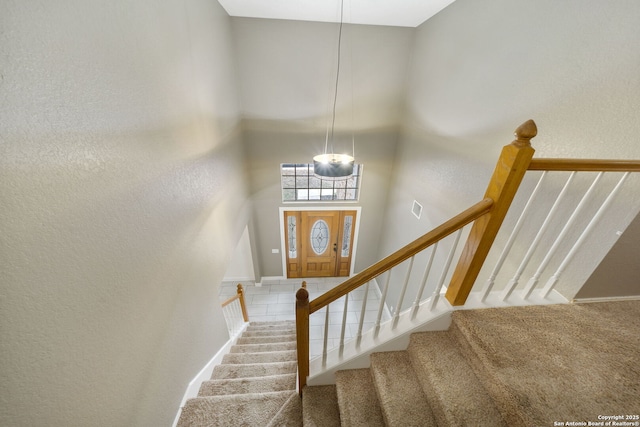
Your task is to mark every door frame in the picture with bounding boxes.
[279,206,362,278]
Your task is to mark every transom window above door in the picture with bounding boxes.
[280,163,362,202]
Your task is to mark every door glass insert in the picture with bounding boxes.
[310,220,330,255]
[287,215,297,258]
[341,215,353,257]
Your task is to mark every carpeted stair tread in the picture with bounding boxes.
[335,369,385,427]
[242,329,297,337]
[242,329,296,337]
[266,391,302,427]
[407,331,507,426]
[302,385,341,427]
[211,361,297,380]
[236,334,296,345]
[245,324,296,332]
[250,320,295,327]
[450,302,640,426]
[231,342,297,353]
[222,349,297,364]
[573,300,640,333]
[198,373,296,396]
[370,351,437,426]
[177,391,292,427]
[246,322,295,332]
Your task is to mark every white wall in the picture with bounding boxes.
[0,1,248,426]
[223,226,256,282]
[381,0,640,305]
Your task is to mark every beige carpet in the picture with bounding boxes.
[302,384,341,426]
[177,320,302,427]
[303,300,640,426]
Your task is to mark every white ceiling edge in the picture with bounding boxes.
[217,0,457,28]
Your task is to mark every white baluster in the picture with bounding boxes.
[482,172,547,302]
[222,306,230,335]
[227,304,234,335]
[392,256,415,329]
[236,300,242,332]
[339,293,349,356]
[411,243,438,319]
[429,229,462,311]
[232,301,240,335]
[356,281,370,347]
[501,172,577,301]
[540,172,630,298]
[322,304,330,367]
[374,272,391,338]
[523,172,604,299]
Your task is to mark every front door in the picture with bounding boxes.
[284,210,357,278]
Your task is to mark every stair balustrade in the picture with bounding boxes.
[484,157,640,303]
[294,119,640,394]
[221,284,249,337]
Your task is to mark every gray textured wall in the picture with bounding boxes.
[381,0,640,307]
[0,1,249,425]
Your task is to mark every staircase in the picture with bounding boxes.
[303,300,640,426]
[177,320,302,426]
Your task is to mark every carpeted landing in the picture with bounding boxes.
[177,320,302,427]
[303,301,640,426]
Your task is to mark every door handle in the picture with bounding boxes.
[333,243,337,252]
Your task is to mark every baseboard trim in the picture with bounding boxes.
[259,276,286,286]
[571,295,640,304]
[222,276,255,283]
[172,322,248,427]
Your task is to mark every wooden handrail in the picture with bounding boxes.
[221,284,249,322]
[308,198,494,314]
[528,158,640,172]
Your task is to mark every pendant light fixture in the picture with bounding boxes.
[313,0,355,178]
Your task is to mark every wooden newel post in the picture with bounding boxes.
[237,284,249,322]
[295,282,310,395]
[445,120,537,306]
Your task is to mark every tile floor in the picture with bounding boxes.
[219,277,391,358]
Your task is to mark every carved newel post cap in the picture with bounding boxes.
[514,119,537,142]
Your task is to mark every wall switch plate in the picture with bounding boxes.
[272,249,280,254]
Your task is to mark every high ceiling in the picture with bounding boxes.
[217,0,456,28]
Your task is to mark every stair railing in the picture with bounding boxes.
[479,157,640,304]
[221,284,249,337]
[295,119,640,393]
[295,120,538,392]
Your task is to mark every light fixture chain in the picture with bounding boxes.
[330,0,345,152]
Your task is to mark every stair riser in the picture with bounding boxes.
[242,329,296,337]
[212,362,297,380]
[237,335,296,345]
[231,343,297,353]
[222,351,297,365]
[198,374,296,396]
